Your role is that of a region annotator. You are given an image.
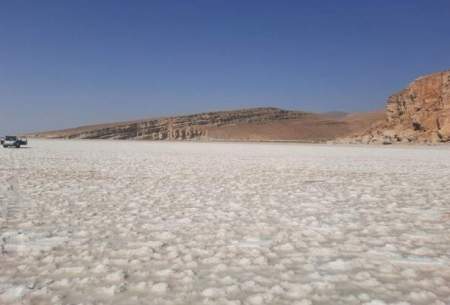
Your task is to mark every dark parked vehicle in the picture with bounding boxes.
[1,136,28,148]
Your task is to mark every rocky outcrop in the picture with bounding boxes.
[341,70,450,144]
[30,107,384,143]
[30,108,311,140]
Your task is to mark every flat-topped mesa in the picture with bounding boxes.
[33,107,311,140]
[342,69,450,144]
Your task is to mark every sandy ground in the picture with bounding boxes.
[1,139,449,305]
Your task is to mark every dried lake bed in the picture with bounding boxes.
[1,139,450,305]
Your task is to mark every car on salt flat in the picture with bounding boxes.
[1,135,28,148]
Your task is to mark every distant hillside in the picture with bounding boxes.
[28,107,384,142]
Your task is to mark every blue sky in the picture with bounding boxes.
[1,0,450,134]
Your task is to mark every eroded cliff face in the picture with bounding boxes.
[386,70,450,142]
[341,70,450,144]
[29,107,386,142]
[31,108,311,140]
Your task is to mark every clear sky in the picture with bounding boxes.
[1,0,450,134]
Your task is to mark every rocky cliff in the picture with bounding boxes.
[30,108,310,140]
[340,69,450,144]
[29,107,383,142]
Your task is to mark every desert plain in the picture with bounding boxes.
[1,140,450,305]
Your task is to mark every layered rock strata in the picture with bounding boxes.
[31,108,310,140]
[341,70,450,144]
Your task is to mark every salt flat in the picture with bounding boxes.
[1,139,449,305]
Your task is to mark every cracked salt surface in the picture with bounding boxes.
[1,140,450,305]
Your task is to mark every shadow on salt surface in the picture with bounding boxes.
[366,249,449,267]
[391,256,449,267]
[298,180,331,196]
[231,237,273,248]
[1,229,67,255]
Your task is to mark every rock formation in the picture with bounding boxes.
[27,70,450,144]
[29,107,383,142]
[30,108,310,140]
[340,69,450,144]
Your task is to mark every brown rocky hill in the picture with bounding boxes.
[28,107,383,142]
[341,69,450,144]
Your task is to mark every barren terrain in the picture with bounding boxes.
[28,108,384,142]
[1,140,449,305]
